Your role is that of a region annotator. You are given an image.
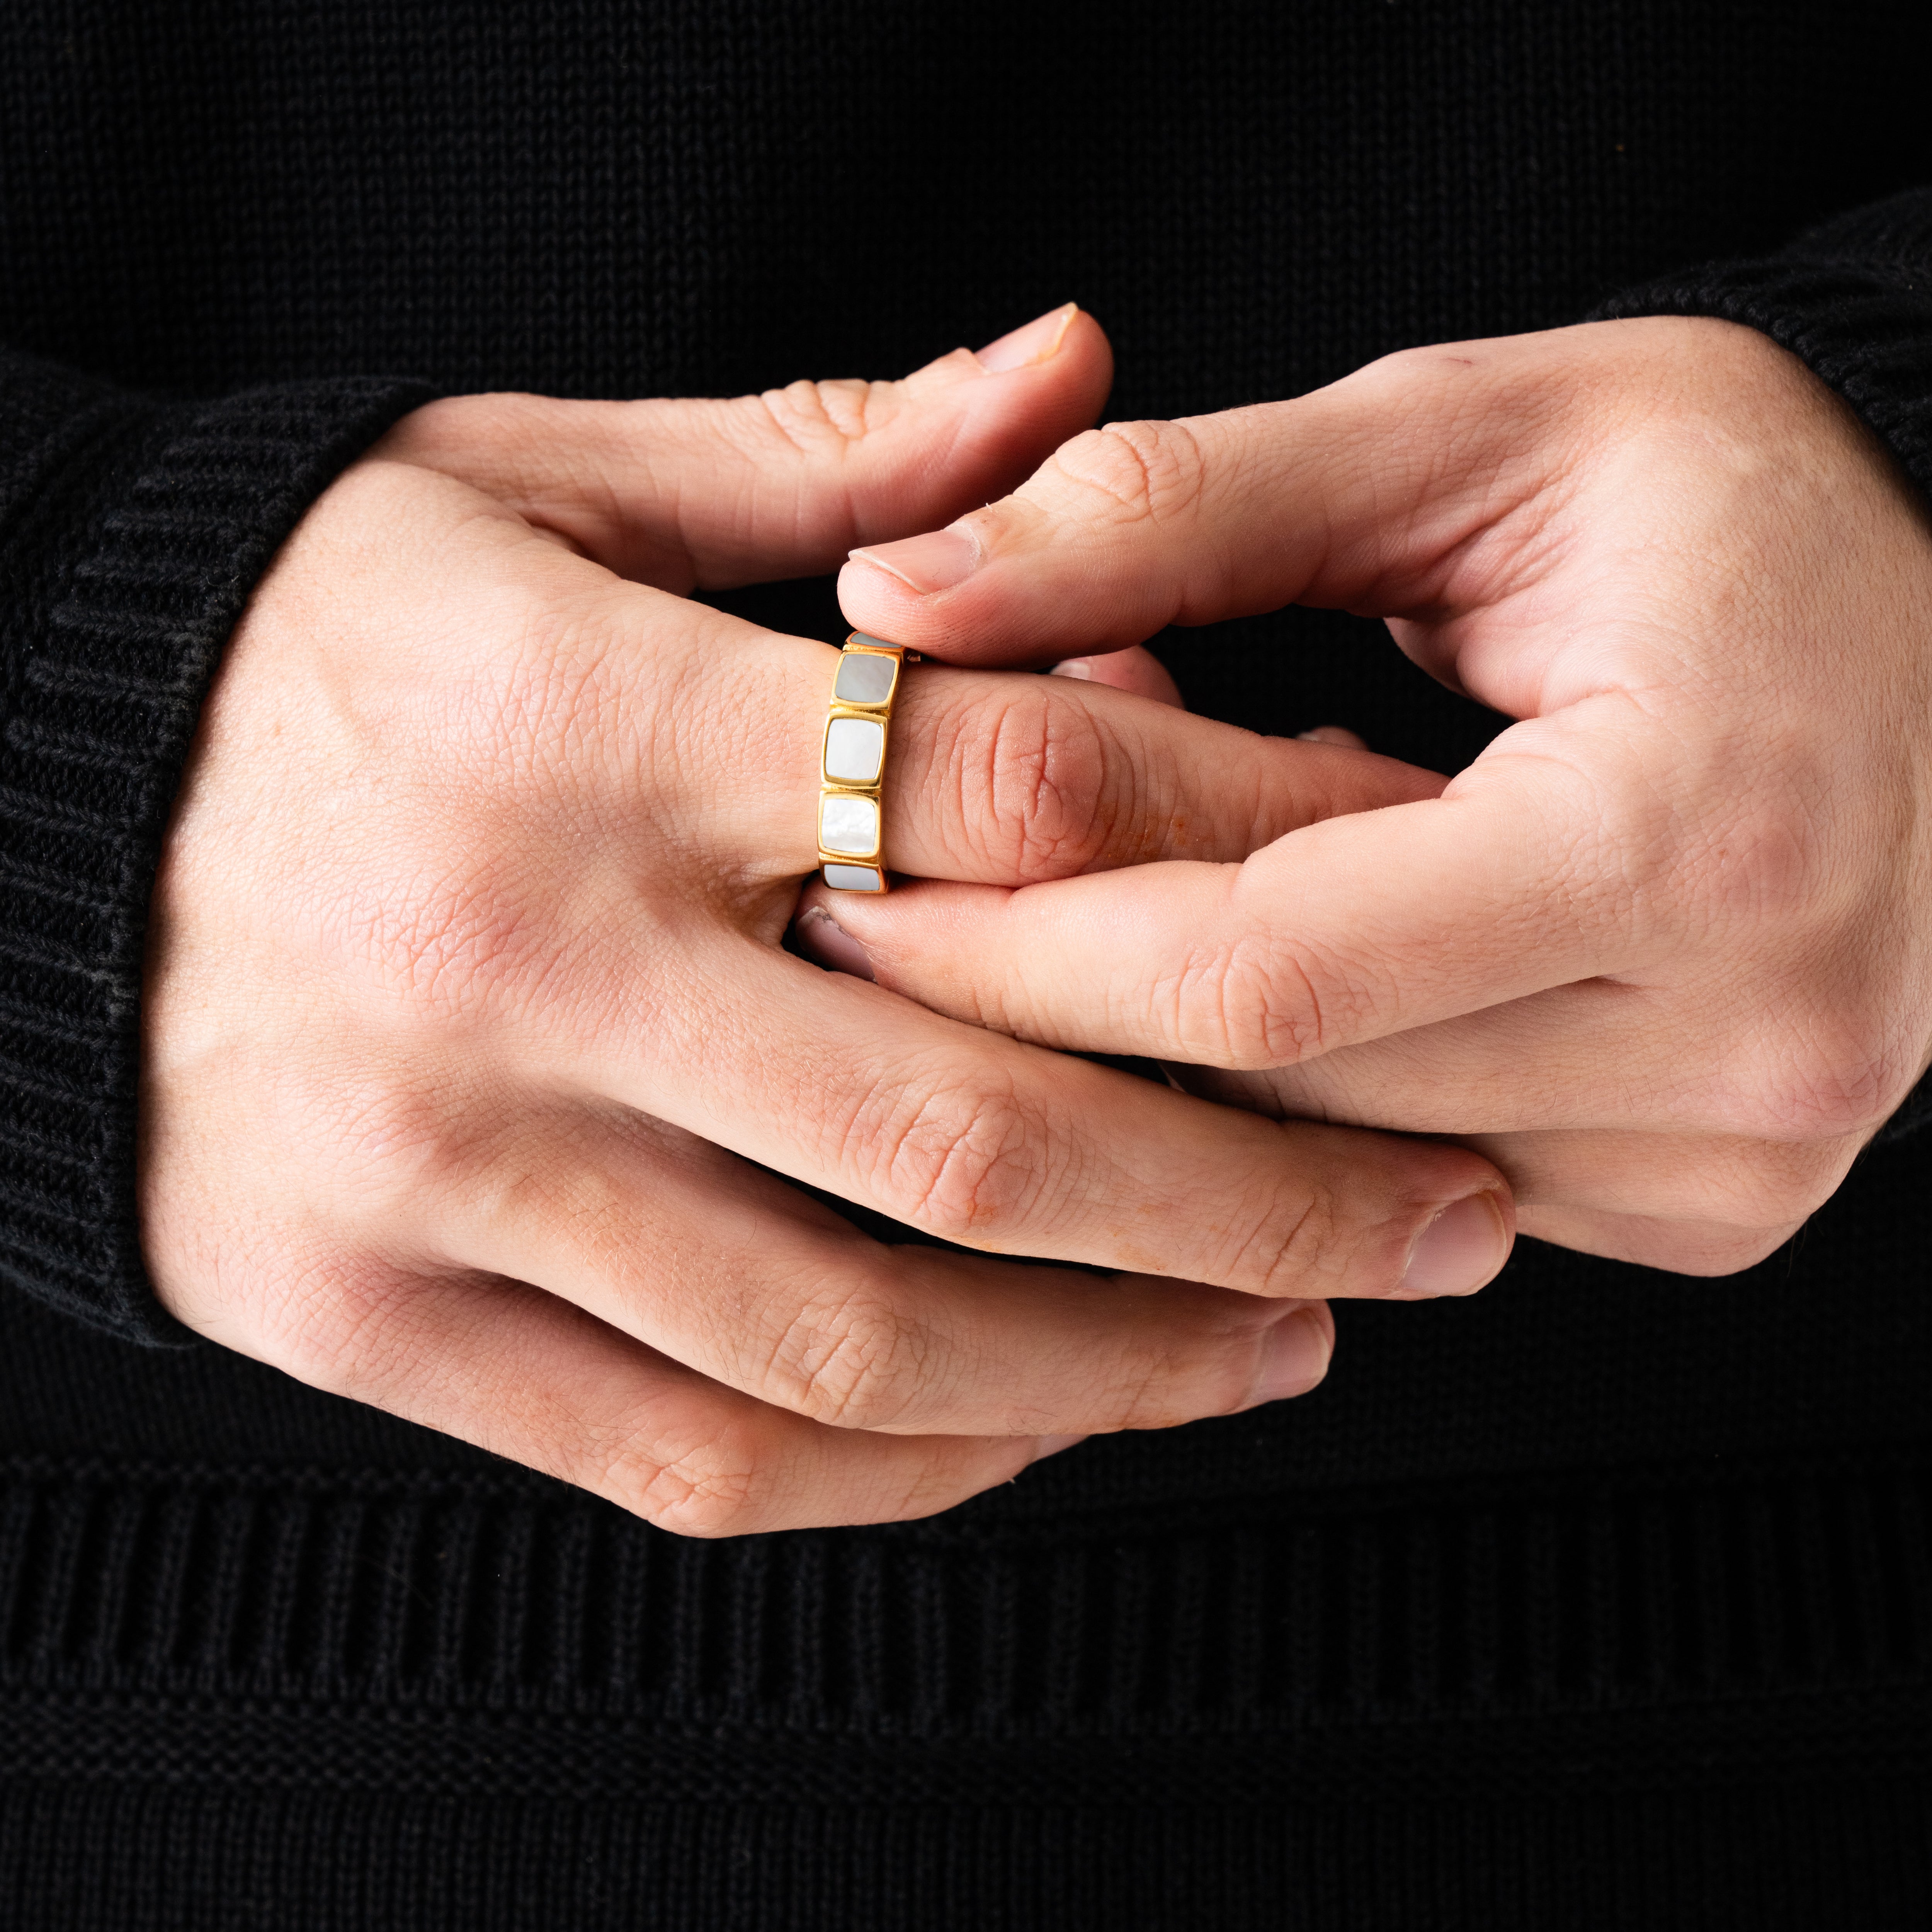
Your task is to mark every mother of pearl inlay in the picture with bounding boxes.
[819,793,880,855]
[824,714,885,784]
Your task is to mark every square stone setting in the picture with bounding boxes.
[822,863,884,892]
[819,793,880,857]
[833,652,898,706]
[823,714,885,785]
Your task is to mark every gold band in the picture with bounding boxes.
[816,633,914,893]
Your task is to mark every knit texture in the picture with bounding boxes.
[5,1782,1930,1932]
[4,1440,1932,1928]
[6,1445,1931,1793]
[0,361,434,1340]
[3,2,1932,1921]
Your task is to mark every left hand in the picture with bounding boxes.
[143,317,1515,1538]
[809,316,1932,1274]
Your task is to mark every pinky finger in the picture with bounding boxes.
[234,1265,1057,1537]
[1511,1204,1805,1278]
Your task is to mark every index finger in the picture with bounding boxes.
[834,330,1576,663]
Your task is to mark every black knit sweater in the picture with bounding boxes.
[4,6,1932,1927]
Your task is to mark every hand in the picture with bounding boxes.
[823,316,1932,1275]
[141,313,1514,1536]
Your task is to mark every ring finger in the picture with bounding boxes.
[654,614,1444,889]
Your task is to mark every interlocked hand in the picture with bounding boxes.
[825,318,1932,1274]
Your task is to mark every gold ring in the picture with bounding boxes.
[816,632,915,893]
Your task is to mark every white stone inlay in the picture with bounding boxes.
[834,652,897,706]
[823,863,884,892]
[824,715,885,784]
[819,793,880,855]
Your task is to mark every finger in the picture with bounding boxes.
[435,1105,1338,1437]
[699,624,1443,887]
[1511,1205,1806,1277]
[1049,645,1184,706]
[577,939,1515,1302]
[886,663,1440,881]
[1175,1051,1862,1234]
[187,1256,1060,1537]
[1165,1051,1858,1276]
[798,733,1674,1066]
[1161,965,1901,1146]
[835,332,1566,663]
[376,305,1116,589]
[1162,983,1757,1138]
[1464,1124,1861,1238]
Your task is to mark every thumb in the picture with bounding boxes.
[372,305,1114,590]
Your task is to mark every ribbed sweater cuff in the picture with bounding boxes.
[1595,204,1932,1143]
[0,363,435,1344]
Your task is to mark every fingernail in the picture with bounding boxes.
[848,526,981,594]
[1031,1433,1088,1461]
[1251,1305,1333,1404]
[1402,1191,1510,1297]
[975,303,1078,372]
[1049,658,1095,680]
[795,906,875,981]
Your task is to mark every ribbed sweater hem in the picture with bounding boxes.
[5,1439,1931,1926]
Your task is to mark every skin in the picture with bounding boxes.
[139,310,1514,1539]
[820,316,1932,1276]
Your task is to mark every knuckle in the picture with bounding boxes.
[318,627,617,1032]
[602,1429,761,1539]
[1484,721,1705,945]
[1214,1171,1354,1298]
[749,377,876,457]
[850,1071,1049,1242]
[256,1260,413,1389]
[1167,930,1347,1069]
[1692,799,1818,928]
[304,1077,480,1227]
[763,1277,934,1431]
[631,1459,759,1539]
[1045,418,1209,526]
[1723,1014,1913,1142]
[942,683,1114,875]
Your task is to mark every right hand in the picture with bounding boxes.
[139,317,1514,1535]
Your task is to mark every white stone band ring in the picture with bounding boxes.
[817,633,915,893]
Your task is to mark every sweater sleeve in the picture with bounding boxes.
[1595,186,1932,1143]
[0,353,434,1344]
